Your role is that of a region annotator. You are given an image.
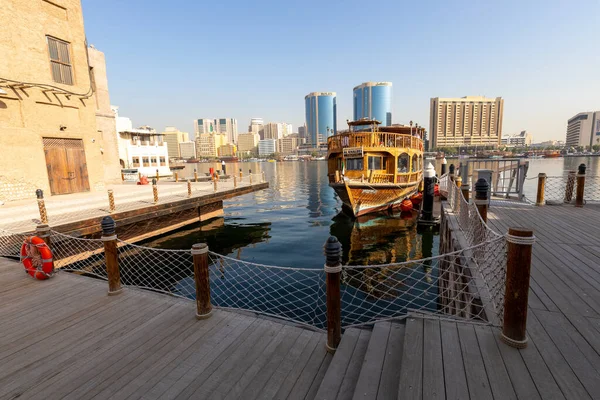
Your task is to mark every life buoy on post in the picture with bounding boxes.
[20,236,54,280]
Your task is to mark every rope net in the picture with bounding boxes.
[527,174,600,205]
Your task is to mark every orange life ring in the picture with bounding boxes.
[400,199,413,212]
[410,192,423,206]
[20,236,54,280]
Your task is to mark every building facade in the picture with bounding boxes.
[178,141,196,159]
[0,0,122,201]
[196,133,227,158]
[298,125,307,140]
[429,96,504,149]
[277,135,299,155]
[305,92,337,145]
[258,139,277,156]
[353,82,392,125]
[162,127,189,159]
[249,118,264,138]
[218,144,237,157]
[565,111,600,148]
[501,131,533,147]
[237,133,260,154]
[262,122,293,140]
[194,118,216,139]
[215,118,238,144]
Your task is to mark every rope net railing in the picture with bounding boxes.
[526,174,600,205]
[340,234,507,328]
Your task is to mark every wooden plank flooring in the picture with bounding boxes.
[0,258,329,400]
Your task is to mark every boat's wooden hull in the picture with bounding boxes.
[331,182,419,217]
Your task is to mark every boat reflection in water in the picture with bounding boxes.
[331,210,439,323]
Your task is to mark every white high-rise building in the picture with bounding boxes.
[194,119,216,139]
[262,122,293,140]
[565,111,600,148]
[249,118,264,139]
[258,139,276,156]
[215,118,238,144]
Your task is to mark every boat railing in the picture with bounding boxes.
[328,132,423,152]
[328,170,422,185]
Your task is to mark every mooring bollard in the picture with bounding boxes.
[501,227,535,348]
[192,243,212,319]
[449,164,455,182]
[187,180,192,198]
[213,174,218,192]
[194,169,198,183]
[576,163,586,207]
[152,178,158,204]
[249,169,253,185]
[441,157,447,176]
[233,175,237,188]
[324,236,342,353]
[156,169,160,181]
[262,171,266,183]
[475,178,489,222]
[101,216,122,296]
[536,173,547,206]
[107,189,116,213]
[455,175,462,189]
[564,170,576,203]
[420,163,435,223]
[239,168,243,179]
[175,172,178,182]
[36,189,48,224]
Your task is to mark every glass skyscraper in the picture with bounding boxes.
[353,82,392,126]
[305,92,337,145]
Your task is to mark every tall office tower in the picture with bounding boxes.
[162,127,189,159]
[353,82,392,126]
[193,118,215,139]
[305,92,337,145]
[249,118,264,139]
[215,118,238,144]
[565,111,600,148]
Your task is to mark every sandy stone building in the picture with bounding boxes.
[0,0,121,202]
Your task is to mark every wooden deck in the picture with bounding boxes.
[0,258,330,400]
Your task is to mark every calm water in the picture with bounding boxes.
[142,161,438,268]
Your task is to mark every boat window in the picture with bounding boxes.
[346,158,364,170]
[132,157,140,167]
[412,154,418,172]
[142,157,150,167]
[398,153,409,173]
[368,156,382,170]
[418,155,423,170]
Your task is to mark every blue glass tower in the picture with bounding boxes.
[353,82,392,126]
[305,92,337,145]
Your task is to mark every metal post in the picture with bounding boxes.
[575,163,586,207]
[475,178,489,223]
[222,161,227,175]
[194,169,198,183]
[187,179,192,198]
[239,168,243,179]
[101,216,122,296]
[441,157,447,175]
[564,170,576,203]
[476,169,493,200]
[420,163,435,222]
[324,236,342,353]
[449,164,455,182]
[152,178,158,204]
[192,243,212,319]
[36,189,48,224]
[535,173,546,206]
[107,189,116,213]
[501,228,534,348]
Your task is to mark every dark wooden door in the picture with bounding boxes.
[43,138,91,195]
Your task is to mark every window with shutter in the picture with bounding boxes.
[46,36,73,85]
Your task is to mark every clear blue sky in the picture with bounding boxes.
[82,0,599,142]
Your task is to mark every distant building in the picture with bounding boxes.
[353,82,392,126]
[531,140,565,148]
[277,135,299,155]
[249,118,265,139]
[298,125,307,140]
[162,127,189,159]
[114,114,170,176]
[305,92,337,145]
[194,119,216,139]
[215,118,238,144]
[263,122,293,140]
[218,144,237,157]
[237,133,260,155]
[565,111,600,148]
[196,133,227,158]
[429,96,504,148]
[258,139,277,156]
[178,141,196,159]
[501,131,533,147]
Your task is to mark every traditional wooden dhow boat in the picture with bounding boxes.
[327,119,424,216]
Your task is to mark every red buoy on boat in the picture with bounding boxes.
[410,192,423,206]
[20,237,54,280]
[400,199,413,212]
[434,184,440,196]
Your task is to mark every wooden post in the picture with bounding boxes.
[175,172,179,182]
[233,175,237,188]
[101,216,122,296]
[475,178,489,223]
[575,163,586,207]
[239,169,243,179]
[152,178,158,204]
[187,179,192,198]
[121,172,125,181]
[107,189,116,213]
[35,189,48,224]
[535,173,546,206]
[213,174,218,192]
[249,173,253,185]
[455,176,462,189]
[138,172,142,181]
[335,170,340,183]
[192,243,212,319]
[156,169,160,181]
[461,183,470,202]
[262,171,266,183]
[324,236,342,353]
[564,170,576,203]
[501,227,534,348]
[194,169,198,182]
